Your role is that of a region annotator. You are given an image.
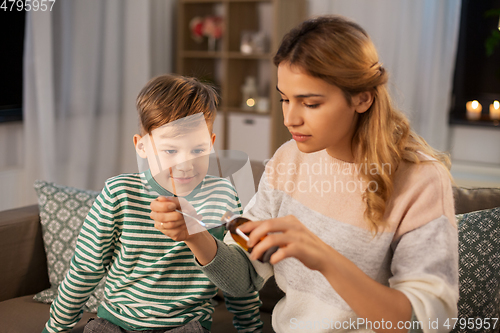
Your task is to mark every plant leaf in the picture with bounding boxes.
[485,29,500,57]
[484,8,500,17]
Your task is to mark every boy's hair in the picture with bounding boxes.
[136,74,218,134]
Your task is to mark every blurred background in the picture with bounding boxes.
[0,0,499,211]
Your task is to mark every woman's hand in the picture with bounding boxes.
[150,196,205,241]
[241,215,412,332]
[239,215,335,272]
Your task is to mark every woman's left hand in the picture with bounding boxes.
[238,215,335,272]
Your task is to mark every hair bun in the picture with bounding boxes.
[370,62,384,76]
[379,66,385,76]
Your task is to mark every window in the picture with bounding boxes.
[0,9,25,123]
[449,0,500,126]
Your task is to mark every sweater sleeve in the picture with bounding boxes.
[198,171,276,297]
[199,237,269,297]
[218,185,264,332]
[43,181,120,333]
[388,162,459,333]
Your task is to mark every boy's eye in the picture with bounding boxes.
[279,98,289,103]
[163,150,177,154]
[192,149,206,154]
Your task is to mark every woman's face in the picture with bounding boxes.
[277,62,362,162]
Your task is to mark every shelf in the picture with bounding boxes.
[221,106,270,115]
[182,51,224,58]
[181,0,220,2]
[181,51,273,59]
[178,0,306,158]
[226,0,272,2]
[227,52,272,59]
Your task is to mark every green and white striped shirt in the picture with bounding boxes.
[43,172,263,332]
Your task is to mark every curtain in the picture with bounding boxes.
[308,0,462,152]
[19,0,175,207]
[0,122,24,170]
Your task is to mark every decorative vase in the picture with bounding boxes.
[241,76,258,110]
[208,37,216,52]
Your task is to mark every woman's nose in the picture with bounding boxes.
[283,102,303,127]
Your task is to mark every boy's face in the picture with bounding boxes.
[135,120,215,197]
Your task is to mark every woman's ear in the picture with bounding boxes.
[353,91,374,114]
[133,134,148,159]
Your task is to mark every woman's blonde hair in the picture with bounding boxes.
[274,15,451,232]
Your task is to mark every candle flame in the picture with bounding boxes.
[472,100,479,109]
[494,101,500,110]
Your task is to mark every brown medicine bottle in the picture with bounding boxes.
[221,211,279,263]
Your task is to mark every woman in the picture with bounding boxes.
[151,15,458,333]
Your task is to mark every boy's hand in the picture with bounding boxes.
[150,196,205,241]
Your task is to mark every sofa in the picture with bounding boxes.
[0,161,499,333]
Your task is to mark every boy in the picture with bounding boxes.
[43,74,263,333]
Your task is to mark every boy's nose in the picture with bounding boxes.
[174,158,194,173]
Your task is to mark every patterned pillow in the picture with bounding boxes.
[451,207,500,333]
[33,180,106,313]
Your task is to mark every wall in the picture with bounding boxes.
[0,122,30,211]
[1,0,498,212]
[0,0,176,212]
[449,125,500,187]
[308,0,500,187]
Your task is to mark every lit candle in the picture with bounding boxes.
[490,100,500,120]
[466,100,482,120]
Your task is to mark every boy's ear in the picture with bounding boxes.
[353,91,374,114]
[133,134,148,159]
[211,133,216,147]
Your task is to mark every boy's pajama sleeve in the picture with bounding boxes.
[43,182,119,333]
[223,291,263,332]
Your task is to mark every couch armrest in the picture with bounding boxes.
[0,205,50,302]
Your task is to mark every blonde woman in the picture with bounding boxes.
[151,15,458,333]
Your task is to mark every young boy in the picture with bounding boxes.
[43,74,263,333]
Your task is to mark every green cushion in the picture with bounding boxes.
[33,180,105,313]
[451,207,500,333]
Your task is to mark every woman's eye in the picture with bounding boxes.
[163,150,177,154]
[305,103,320,109]
[279,98,289,103]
